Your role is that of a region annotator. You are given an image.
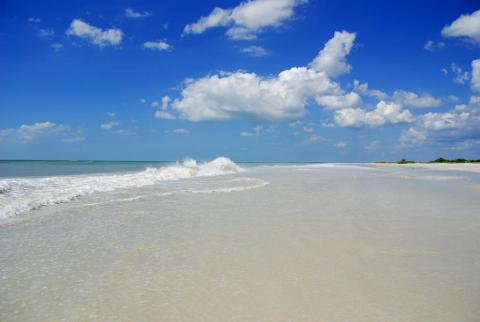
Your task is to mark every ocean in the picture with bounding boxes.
[1,158,480,321]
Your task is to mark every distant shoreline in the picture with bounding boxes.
[376,158,480,165]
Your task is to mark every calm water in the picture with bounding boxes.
[1,159,480,321]
[0,160,174,178]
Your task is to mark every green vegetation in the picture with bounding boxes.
[428,157,480,163]
[397,158,415,164]
[375,157,480,164]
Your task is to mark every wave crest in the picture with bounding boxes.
[0,157,242,219]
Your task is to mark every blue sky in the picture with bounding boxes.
[1,0,479,162]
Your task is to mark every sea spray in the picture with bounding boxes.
[0,157,242,219]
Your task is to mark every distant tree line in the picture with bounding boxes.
[396,157,480,164]
[376,157,480,164]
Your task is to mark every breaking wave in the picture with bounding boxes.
[0,157,242,219]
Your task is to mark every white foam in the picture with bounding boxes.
[0,157,242,219]
[84,178,269,207]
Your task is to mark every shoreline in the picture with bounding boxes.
[373,162,480,173]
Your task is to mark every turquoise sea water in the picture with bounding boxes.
[0,160,174,177]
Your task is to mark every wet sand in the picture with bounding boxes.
[1,164,480,321]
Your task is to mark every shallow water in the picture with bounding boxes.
[1,161,480,321]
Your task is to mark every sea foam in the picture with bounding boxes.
[0,157,242,219]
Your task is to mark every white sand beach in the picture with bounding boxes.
[1,161,480,322]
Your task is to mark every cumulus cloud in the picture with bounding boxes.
[183,0,307,40]
[153,96,175,119]
[315,92,361,109]
[28,17,40,23]
[240,125,263,136]
[303,126,313,133]
[100,121,119,130]
[0,122,68,143]
[242,45,267,57]
[173,67,340,121]
[288,120,303,128]
[450,63,470,84]
[161,96,171,109]
[37,28,54,38]
[125,8,152,18]
[399,97,480,147]
[165,128,189,135]
[51,43,63,52]
[309,31,356,77]
[392,90,443,108]
[185,7,232,35]
[66,19,123,47]
[353,80,388,100]
[441,9,480,44]
[399,127,427,146]
[334,141,348,149]
[155,111,176,120]
[472,59,480,92]
[302,134,328,144]
[171,31,362,122]
[334,101,413,128]
[143,40,172,51]
[106,112,115,117]
[321,121,335,128]
[423,40,445,51]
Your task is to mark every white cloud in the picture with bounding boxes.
[155,110,176,120]
[451,63,470,84]
[399,127,427,146]
[334,101,413,128]
[242,45,267,57]
[315,92,361,109]
[161,96,171,109]
[37,28,54,38]
[334,141,348,149]
[100,121,119,130]
[173,67,340,121]
[471,59,480,92]
[153,96,175,119]
[28,17,40,23]
[399,98,480,147]
[143,40,172,51]
[184,0,307,40]
[125,8,152,18]
[321,121,335,128]
[140,98,146,104]
[51,43,63,52]
[353,80,388,100]
[441,9,480,44]
[421,110,470,130]
[423,40,445,51]
[66,19,123,47]
[165,128,189,135]
[288,120,303,127]
[309,31,356,77]
[184,7,232,35]
[172,31,361,122]
[303,126,313,133]
[392,90,442,108]
[240,125,263,137]
[106,112,115,117]
[302,134,328,144]
[0,122,65,143]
